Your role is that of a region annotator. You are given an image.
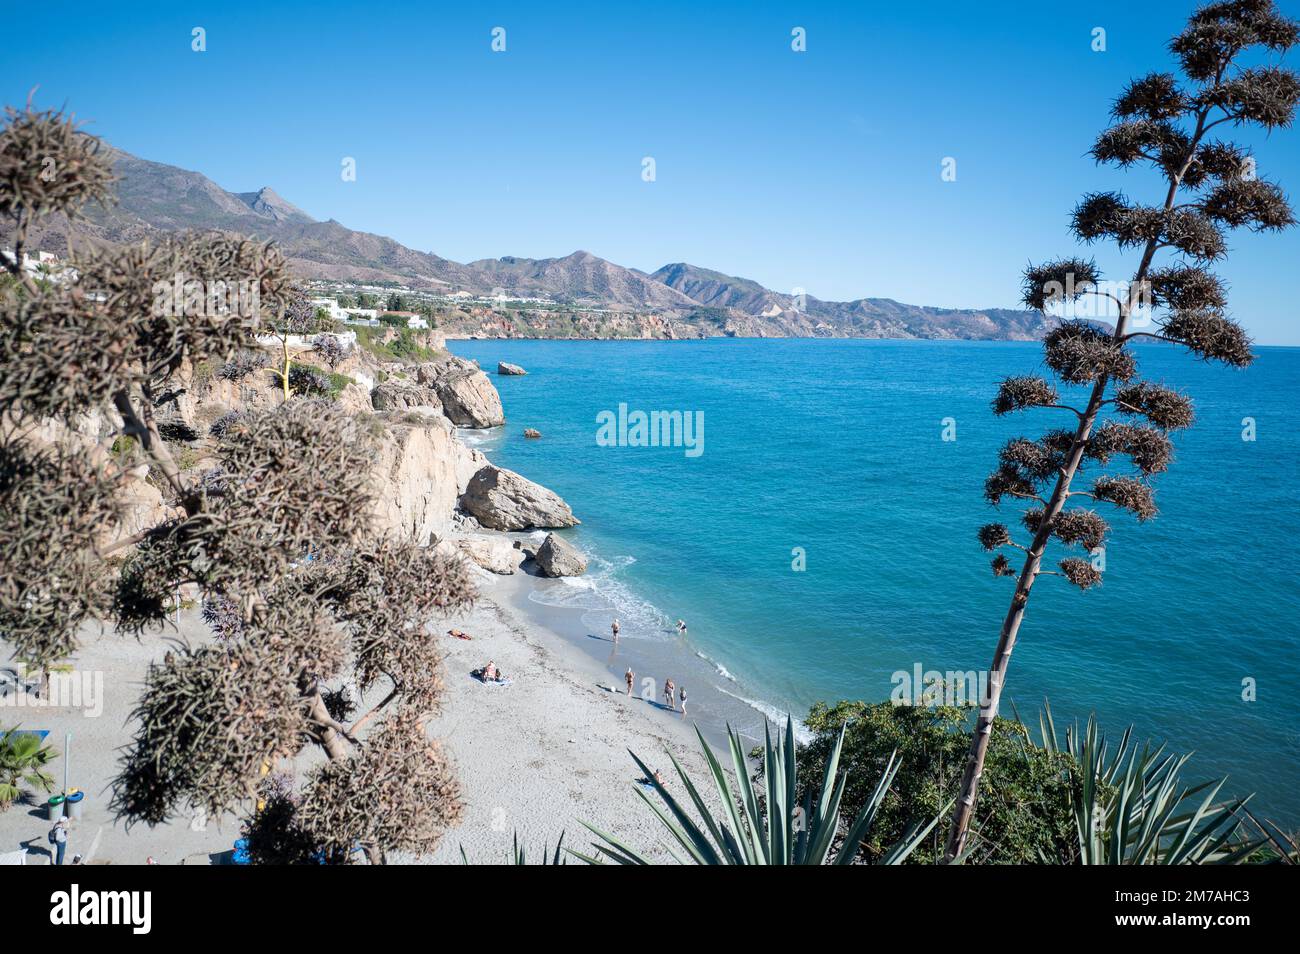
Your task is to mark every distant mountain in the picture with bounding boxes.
[654,262,1055,340]
[28,142,1055,339]
[652,262,790,316]
[469,251,699,310]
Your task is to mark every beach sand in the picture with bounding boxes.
[0,573,715,866]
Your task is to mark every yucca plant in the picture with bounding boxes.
[574,717,939,865]
[1037,708,1255,864]
[460,831,568,865]
[0,727,56,810]
[1240,809,1300,864]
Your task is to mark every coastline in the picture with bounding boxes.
[0,584,719,865]
[423,572,716,863]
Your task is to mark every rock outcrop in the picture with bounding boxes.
[450,533,524,574]
[370,382,441,412]
[534,532,588,577]
[336,381,374,415]
[366,412,491,543]
[368,414,464,543]
[458,464,579,531]
[513,537,542,561]
[118,465,167,538]
[497,362,527,376]
[415,356,505,428]
[370,357,505,428]
[523,428,541,439]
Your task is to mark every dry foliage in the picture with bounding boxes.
[0,100,475,863]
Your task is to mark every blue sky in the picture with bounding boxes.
[7,1,1300,342]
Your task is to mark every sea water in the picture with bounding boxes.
[449,337,1300,823]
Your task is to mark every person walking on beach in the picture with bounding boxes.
[664,678,676,711]
[624,667,634,696]
[50,817,68,866]
[679,685,687,717]
[611,619,620,642]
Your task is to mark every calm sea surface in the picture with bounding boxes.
[449,337,1300,823]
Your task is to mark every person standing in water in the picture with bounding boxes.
[676,619,687,636]
[624,667,634,696]
[664,678,676,711]
[611,619,620,642]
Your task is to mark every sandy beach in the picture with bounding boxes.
[425,570,713,864]
[0,570,715,865]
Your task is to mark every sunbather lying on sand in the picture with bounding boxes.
[637,769,667,790]
[447,629,471,641]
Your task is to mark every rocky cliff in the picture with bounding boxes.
[29,337,577,578]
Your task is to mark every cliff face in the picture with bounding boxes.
[24,332,575,579]
[170,352,499,544]
[157,343,573,576]
[368,412,484,544]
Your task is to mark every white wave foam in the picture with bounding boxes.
[526,551,666,638]
[455,428,499,448]
[715,686,813,744]
[695,650,736,682]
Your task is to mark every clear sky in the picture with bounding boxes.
[6,1,1299,342]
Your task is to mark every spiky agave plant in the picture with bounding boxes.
[574,717,940,865]
[946,0,1300,859]
[459,832,569,865]
[1036,707,1256,864]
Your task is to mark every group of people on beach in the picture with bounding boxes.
[623,666,687,716]
[612,616,690,715]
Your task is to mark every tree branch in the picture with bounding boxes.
[113,389,189,502]
[349,683,400,737]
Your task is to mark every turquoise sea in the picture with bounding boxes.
[449,337,1300,824]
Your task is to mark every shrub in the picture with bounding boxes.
[796,701,1080,864]
[219,349,268,381]
[286,362,351,399]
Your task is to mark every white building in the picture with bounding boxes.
[379,310,428,329]
[1,248,61,277]
[309,297,346,322]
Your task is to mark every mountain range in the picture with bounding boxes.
[29,143,1056,340]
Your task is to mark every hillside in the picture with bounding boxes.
[26,141,1054,339]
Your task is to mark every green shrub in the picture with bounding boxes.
[793,701,1080,864]
[190,358,218,398]
[110,435,138,465]
[354,326,442,364]
[288,362,352,399]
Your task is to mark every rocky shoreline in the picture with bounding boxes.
[57,337,593,585]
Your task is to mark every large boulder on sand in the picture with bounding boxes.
[497,362,527,376]
[534,532,587,577]
[458,464,579,531]
[416,357,505,428]
[450,533,524,575]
